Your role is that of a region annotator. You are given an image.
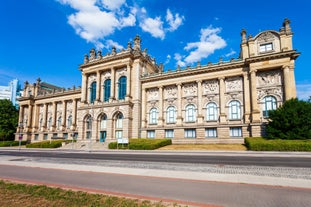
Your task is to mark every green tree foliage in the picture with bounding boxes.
[266,98,311,140]
[0,99,18,141]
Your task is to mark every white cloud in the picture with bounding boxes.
[166,9,184,32]
[139,17,165,39]
[57,0,136,49]
[225,49,236,57]
[183,26,226,64]
[105,39,123,50]
[296,84,311,100]
[164,54,171,65]
[101,0,126,10]
[174,53,186,67]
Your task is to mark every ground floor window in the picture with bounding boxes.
[53,133,58,138]
[86,131,91,139]
[165,129,174,138]
[63,133,68,139]
[115,130,123,139]
[230,127,242,137]
[184,129,196,138]
[43,134,48,140]
[34,134,39,140]
[147,130,155,139]
[205,128,217,138]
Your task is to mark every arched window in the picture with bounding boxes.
[100,114,107,130]
[166,106,176,123]
[149,108,158,124]
[206,102,218,121]
[118,76,127,100]
[57,116,62,130]
[103,79,111,102]
[39,118,43,130]
[85,115,92,139]
[90,81,96,103]
[229,100,241,120]
[116,113,123,128]
[185,104,196,122]
[48,117,52,129]
[67,115,72,129]
[262,96,277,117]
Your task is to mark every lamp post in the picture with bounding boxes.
[18,122,23,151]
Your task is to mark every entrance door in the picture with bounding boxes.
[100,131,106,142]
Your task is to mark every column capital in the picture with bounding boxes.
[176,83,182,86]
[250,69,257,74]
[218,77,225,81]
[196,80,202,84]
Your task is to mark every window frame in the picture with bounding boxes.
[206,102,218,121]
[184,129,196,138]
[149,108,158,124]
[147,130,155,139]
[165,129,174,138]
[103,79,111,102]
[90,81,96,103]
[205,128,217,138]
[230,127,242,137]
[262,96,277,118]
[228,100,241,120]
[118,76,127,100]
[185,104,196,122]
[166,106,176,124]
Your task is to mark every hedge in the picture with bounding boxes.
[245,137,311,151]
[109,138,172,150]
[26,140,64,148]
[0,141,27,147]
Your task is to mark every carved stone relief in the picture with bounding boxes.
[88,74,97,84]
[226,77,242,92]
[203,80,219,95]
[257,87,283,101]
[257,70,282,87]
[147,88,159,101]
[102,71,111,81]
[164,86,177,99]
[257,31,275,42]
[116,68,127,78]
[183,83,197,97]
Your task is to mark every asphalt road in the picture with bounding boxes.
[1,149,311,167]
[1,164,310,207]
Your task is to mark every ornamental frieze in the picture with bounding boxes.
[257,31,275,42]
[203,80,219,95]
[164,86,177,99]
[257,70,281,87]
[147,88,159,101]
[226,77,242,92]
[183,83,197,97]
[257,87,283,101]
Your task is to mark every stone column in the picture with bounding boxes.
[176,83,183,125]
[197,80,203,123]
[158,86,163,126]
[32,104,39,132]
[283,65,296,100]
[141,88,146,128]
[110,67,115,101]
[18,105,24,126]
[27,104,33,132]
[72,99,77,130]
[126,64,131,100]
[42,103,48,130]
[81,73,88,103]
[243,73,251,123]
[96,71,101,102]
[61,100,67,130]
[219,77,226,123]
[250,70,260,122]
[52,101,57,131]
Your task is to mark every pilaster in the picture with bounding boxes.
[219,77,226,123]
[176,83,183,125]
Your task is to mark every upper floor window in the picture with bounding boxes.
[229,100,241,120]
[118,76,127,100]
[103,79,111,102]
[259,43,273,53]
[149,108,158,124]
[48,117,52,129]
[86,116,92,130]
[57,116,62,130]
[262,96,277,118]
[90,81,96,103]
[185,104,196,122]
[206,102,218,121]
[100,114,107,130]
[67,115,72,129]
[166,106,176,123]
[39,118,43,129]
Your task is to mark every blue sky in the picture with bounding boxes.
[0,0,310,99]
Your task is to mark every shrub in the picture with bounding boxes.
[0,141,27,147]
[26,140,63,148]
[245,137,311,151]
[108,138,172,150]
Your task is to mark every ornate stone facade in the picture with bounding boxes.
[16,19,299,144]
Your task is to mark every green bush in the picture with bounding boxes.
[109,138,172,150]
[26,140,63,148]
[245,137,311,151]
[0,141,27,147]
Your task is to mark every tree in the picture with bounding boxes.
[266,98,311,140]
[0,99,18,141]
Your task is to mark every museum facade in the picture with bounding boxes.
[16,19,299,144]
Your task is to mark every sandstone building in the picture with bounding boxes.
[16,19,299,144]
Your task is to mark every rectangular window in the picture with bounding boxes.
[184,129,196,138]
[205,128,217,138]
[43,134,48,140]
[86,131,91,139]
[115,130,123,139]
[63,133,68,139]
[259,43,273,52]
[165,129,174,138]
[147,130,155,139]
[230,127,242,137]
[53,133,58,138]
[34,134,39,140]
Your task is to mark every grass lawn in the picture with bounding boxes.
[158,144,247,151]
[0,180,184,207]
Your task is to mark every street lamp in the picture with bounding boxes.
[18,122,23,151]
